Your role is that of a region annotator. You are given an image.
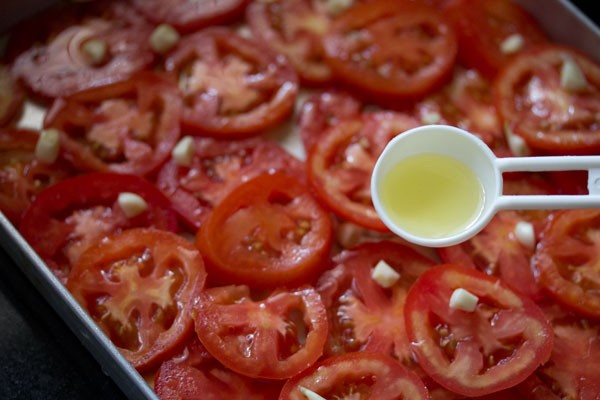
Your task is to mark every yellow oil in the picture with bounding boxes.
[380,153,484,239]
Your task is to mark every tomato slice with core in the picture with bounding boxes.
[404,264,553,397]
[67,228,206,371]
[192,284,328,380]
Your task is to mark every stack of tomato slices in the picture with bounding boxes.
[1,0,600,398]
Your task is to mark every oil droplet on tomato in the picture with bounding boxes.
[380,153,484,239]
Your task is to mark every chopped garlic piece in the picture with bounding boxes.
[172,136,195,166]
[371,260,400,288]
[150,24,180,54]
[514,221,535,249]
[118,192,148,218]
[299,386,327,400]
[35,129,60,163]
[82,38,107,65]
[500,34,524,54]
[325,0,353,16]
[505,125,531,157]
[449,288,478,312]
[421,111,441,125]
[560,58,588,92]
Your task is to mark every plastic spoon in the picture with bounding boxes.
[371,125,600,247]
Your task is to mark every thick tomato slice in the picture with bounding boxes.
[196,172,332,288]
[307,111,420,232]
[0,65,24,126]
[131,0,248,34]
[404,264,553,397]
[156,136,304,230]
[192,284,328,380]
[246,0,333,85]
[444,0,548,79]
[494,44,600,155]
[19,172,178,284]
[67,228,206,372]
[44,71,181,176]
[517,303,600,400]
[323,0,457,101]
[154,332,282,400]
[164,27,298,138]
[0,128,75,225]
[316,241,436,365]
[279,352,429,400]
[533,209,600,319]
[11,1,154,101]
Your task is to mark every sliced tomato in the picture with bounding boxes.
[156,136,304,230]
[316,240,436,365]
[298,89,362,154]
[154,332,282,400]
[192,284,328,380]
[131,0,248,34]
[516,303,600,400]
[196,172,332,288]
[19,172,178,284]
[444,0,548,79]
[533,209,600,319]
[307,111,420,232]
[67,228,206,371]
[405,264,553,397]
[43,71,181,176]
[164,27,298,138]
[323,0,457,101]
[0,128,75,225]
[11,1,155,101]
[246,0,332,85]
[0,65,24,126]
[279,352,429,400]
[494,44,600,155]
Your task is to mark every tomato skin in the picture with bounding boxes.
[192,284,328,380]
[494,44,600,155]
[279,352,430,400]
[533,209,600,319]
[164,27,298,139]
[323,0,457,102]
[67,228,206,372]
[156,136,305,230]
[405,264,553,397]
[444,0,548,79]
[44,71,182,177]
[19,172,178,283]
[196,172,333,288]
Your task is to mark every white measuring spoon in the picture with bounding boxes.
[371,125,600,248]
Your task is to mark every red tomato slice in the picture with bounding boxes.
[307,111,420,232]
[0,65,25,126]
[0,128,75,225]
[154,332,282,400]
[19,172,178,284]
[192,284,328,380]
[323,0,457,101]
[533,209,600,319]
[11,2,155,101]
[316,240,436,365]
[444,0,548,79]
[164,27,298,138]
[279,352,430,400]
[44,71,181,176]
[494,44,600,155]
[404,264,553,397]
[298,89,362,154]
[156,136,305,230]
[131,0,248,33]
[67,228,206,371]
[246,0,332,85]
[196,172,332,288]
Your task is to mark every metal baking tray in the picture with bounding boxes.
[0,1,598,399]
